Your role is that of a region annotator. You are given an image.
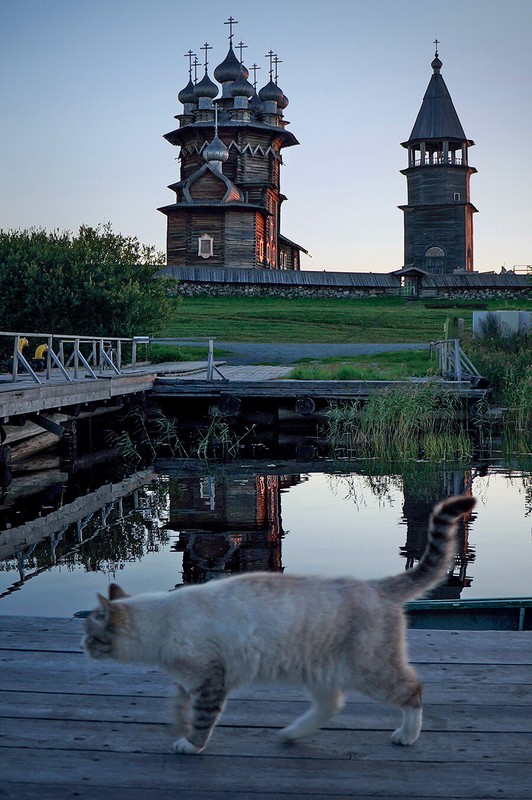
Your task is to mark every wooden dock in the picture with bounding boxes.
[1,615,530,799]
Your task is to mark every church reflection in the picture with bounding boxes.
[169,474,304,583]
[167,465,476,597]
[399,465,475,600]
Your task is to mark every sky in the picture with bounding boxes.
[1,0,531,273]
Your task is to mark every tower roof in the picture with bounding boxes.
[402,53,472,146]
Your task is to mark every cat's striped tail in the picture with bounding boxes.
[376,495,476,603]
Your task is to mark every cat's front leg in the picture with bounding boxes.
[173,661,227,755]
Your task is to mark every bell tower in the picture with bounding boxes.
[399,46,477,273]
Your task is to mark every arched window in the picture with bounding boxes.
[424,246,445,272]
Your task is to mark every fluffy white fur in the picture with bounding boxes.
[83,494,475,754]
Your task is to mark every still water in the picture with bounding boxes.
[0,460,530,617]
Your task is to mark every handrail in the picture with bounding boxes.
[0,331,219,383]
[431,339,482,382]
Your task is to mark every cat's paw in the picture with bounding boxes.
[278,725,303,742]
[173,737,203,755]
[391,728,419,746]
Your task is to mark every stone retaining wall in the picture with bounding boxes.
[170,281,530,301]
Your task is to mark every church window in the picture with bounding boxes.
[424,246,445,272]
[198,233,214,259]
[454,192,461,201]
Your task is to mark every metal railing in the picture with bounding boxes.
[0,332,219,384]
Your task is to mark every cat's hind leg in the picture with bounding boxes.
[279,687,345,742]
[390,681,422,746]
[173,662,227,755]
[366,667,423,746]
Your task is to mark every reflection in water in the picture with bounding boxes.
[170,475,303,582]
[0,459,530,614]
[0,470,170,601]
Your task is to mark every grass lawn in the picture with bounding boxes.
[287,349,434,381]
[162,295,531,344]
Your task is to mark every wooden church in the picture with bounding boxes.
[159,19,306,271]
[398,45,477,275]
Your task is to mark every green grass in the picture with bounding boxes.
[287,350,434,381]
[326,383,473,462]
[161,296,531,344]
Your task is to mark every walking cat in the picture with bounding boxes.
[83,494,474,754]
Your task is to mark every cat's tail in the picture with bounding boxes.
[376,495,476,603]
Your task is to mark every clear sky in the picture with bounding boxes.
[1,0,530,273]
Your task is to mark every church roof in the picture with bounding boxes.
[403,54,472,145]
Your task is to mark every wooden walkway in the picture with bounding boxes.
[1,616,530,799]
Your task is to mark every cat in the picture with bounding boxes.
[83,494,475,755]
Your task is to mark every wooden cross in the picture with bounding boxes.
[273,54,282,83]
[184,49,196,80]
[193,56,200,83]
[224,16,238,45]
[265,50,275,80]
[433,38,440,56]
[201,42,213,70]
[237,40,247,63]
[251,63,261,90]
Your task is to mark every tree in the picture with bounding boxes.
[0,224,174,336]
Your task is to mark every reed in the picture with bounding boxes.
[325,383,471,461]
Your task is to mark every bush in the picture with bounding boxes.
[0,224,174,337]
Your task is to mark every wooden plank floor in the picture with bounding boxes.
[0,616,530,799]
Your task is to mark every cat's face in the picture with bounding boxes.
[82,583,130,660]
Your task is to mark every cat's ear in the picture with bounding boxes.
[109,583,130,601]
[97,593,111,609]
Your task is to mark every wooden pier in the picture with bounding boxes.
[1,362,486,426]
[1,615,530,799]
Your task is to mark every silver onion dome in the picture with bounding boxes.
[203,133,229,163]
[249,91,263,113]
[193,71,219,99]
[229,70,254,98]
[178,78,196,105]
[214,46,242,83]
[258,79,285,105]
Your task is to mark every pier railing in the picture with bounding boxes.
[431,338,484,383]
[0,332,218,384]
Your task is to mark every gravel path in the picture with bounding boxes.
[215,341,430,365]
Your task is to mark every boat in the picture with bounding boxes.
[406,597,532,631]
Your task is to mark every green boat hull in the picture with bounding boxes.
[406,598,532,631]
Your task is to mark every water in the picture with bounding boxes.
[0,460,530,617]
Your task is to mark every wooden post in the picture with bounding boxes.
[207,338,214,380]
[454,339,462,381]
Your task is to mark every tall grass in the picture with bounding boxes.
[468,331,531,453]
[326,383,472,462]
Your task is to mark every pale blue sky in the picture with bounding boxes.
[1,0,530,272]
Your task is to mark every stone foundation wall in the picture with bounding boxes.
[169,281,530,301]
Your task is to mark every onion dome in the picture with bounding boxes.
[203,133,229,163]
[431,55,443,73]
[259,79,285,104]
[178,78,196,105]
[240,62,250,80]
[229,70,254,99]
[276,88,289,110]
[194,71,218,99]
[214,46,242,83]
[249,91,263,113]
